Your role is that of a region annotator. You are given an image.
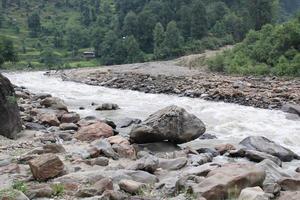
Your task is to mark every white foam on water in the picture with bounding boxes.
[5,71,300,155]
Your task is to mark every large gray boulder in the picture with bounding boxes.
[129,105,206,144]
[240,136,298,162]
[0,73,22,139]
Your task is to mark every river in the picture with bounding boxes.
[5,71,300,159]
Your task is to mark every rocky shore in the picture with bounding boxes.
[61,63,300,110]
[1,73,300,200]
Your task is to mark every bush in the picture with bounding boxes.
[207,53,225,72]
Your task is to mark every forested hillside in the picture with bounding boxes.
[0,0,299,69]
[208,15,300,76]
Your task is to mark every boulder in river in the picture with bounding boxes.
[0,73,22,139]
[95,103,119,111]
[129,105,206,144]
[282,103,300,116]
[40,97,68,111]
[240,136,298,162]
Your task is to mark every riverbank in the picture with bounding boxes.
[61,57,300,110]
[1,81,300,200]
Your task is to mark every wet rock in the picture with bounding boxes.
[0,73,22,139]
[240,136,298,162]
[189,153,213,166]
[60,123,78,131]
[75,122,114,142]
[238,187,268,200]
[118,117,142,128]
[128,155,159,173]
[96,103,120,111]
[40,97,68,111]
[38,113,60,126]
[245,150,282,166]
[279,178,300,191]
[92,139,119,160]
[191,163,266,200]
[130,105,206,144]
[60,112,80,123]
[158,157,188,170]
[282,103,300,116]
[119,179,146,194]
[196,148,219,157]
[199,133,217,140]
[215,144,236,155]
[29,153,64,181]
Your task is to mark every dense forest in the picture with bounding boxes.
[0,0,299,72]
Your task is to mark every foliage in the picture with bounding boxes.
[208,16,300,76]
[0,0,298,69]
[51,183,65,197]
[12,181,27,193]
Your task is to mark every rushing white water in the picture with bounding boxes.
[5,71,300,155]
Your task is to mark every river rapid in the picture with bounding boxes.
[5,71,300,168]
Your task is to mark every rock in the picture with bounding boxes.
[61,112,80,123]
[108,135,130,145]
[176,175,205,194]
[199,133,217,140]
[93,178,114,194]
[40,97,68,111]
[245,150,282,166]
[2,190,29,200]
[88,157,109,166]
[129,155,159,173]
[215,144,236,155]
[38,113,60,126]
[25,183,53,199]
[189,153,213,166]
[28,153,64,181]
[24,122,45,131]
[183,163,221,177]
[134,142,181,153]
[119,179,146,194]
[59,123,78,131]
[112,143,136,159]
[238,187,268,200]
[0,73,22,139]
[277,191,300,200]
[256,159,291,194]
[42,144,66,154]
[33,93,52,100]
[191,163,266,200]
[282,103,300,116]
[196,148,219,157]
[240,136,298,162]
[279,178,300,191]
[158,157,188,170]
[118,118,142,128]
[92,139,119,160]
[130,105,206,144]
[96,103,120,111]
[75,122,114,141]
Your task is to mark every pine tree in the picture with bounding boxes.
[190,0,208,39]
[163,21,183,58]
[153,23,165,59]
[123,11,139,37]
[124,35,144,63]
[27,12,41,37]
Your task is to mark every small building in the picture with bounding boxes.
[83,51,96,59]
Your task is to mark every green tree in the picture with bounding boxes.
[123,35,144,63]
[27,12,41,37]
[191,0,208,39]
[101,30,120,65]
[0,37,17,67]
[153,22,165,59]
[247,0,278,30]
[40,48,61,69]
[123,11,139,37]
[163,21,183,58]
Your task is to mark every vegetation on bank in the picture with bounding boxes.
[208,15,300,76]
[0,0,298,70]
